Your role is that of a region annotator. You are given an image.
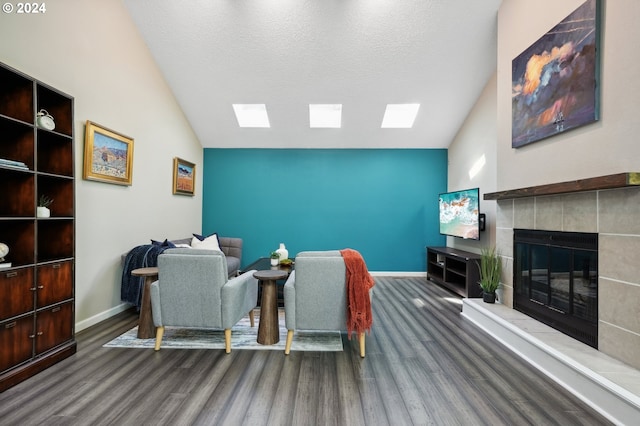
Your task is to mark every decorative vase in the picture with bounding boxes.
[36,206,50,218]
[483,292,496,304]
[275,243,288,263]
[270,258,279,266]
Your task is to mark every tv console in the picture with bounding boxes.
[426,247,482,298]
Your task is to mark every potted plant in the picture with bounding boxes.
[270,251,280,266]
[478,246,501,303]
[37,195,54,218]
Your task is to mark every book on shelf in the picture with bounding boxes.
[0,262,11,269]
[0,158,28,170]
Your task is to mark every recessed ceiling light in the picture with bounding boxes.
[232,104,270,128]
[309,104,342,128]
[381,104,420,128]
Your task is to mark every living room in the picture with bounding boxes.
[1,0,639,423]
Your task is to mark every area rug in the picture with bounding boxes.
[104,308,343,352]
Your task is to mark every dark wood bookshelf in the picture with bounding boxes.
[0,61,76,392]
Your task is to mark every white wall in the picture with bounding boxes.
[497,0,640,190]
[0,0,203,330]
[447,73,498,253]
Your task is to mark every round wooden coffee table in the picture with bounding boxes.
[253,269,288,345]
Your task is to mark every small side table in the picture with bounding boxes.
[253,269,288,345]
[131,267,159,339]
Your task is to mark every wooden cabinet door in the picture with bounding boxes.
[36,261,72,307]
[0,268,34,320]
[35,302,73,355]
[0,315,34,373]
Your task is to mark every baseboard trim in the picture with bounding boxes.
[75,303,133,332]
[461,299,640,426]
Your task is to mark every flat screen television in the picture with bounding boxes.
[438,188,481,240]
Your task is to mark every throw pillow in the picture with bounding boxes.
[191,233,221,251]
[151,239,176,248]
[193,232,219,242]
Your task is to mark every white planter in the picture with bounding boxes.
[36,206,50,218]
[270,258,279,266]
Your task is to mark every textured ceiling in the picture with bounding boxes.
[123,0,501,149]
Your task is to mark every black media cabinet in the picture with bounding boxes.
[426,247,482,298]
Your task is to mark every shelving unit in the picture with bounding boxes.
[0,62,75,391]
[426,247,482,298]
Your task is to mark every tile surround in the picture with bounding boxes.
[563,192,598,232]
[599,186,640,234]
[495,186,640,370]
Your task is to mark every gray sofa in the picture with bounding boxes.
[169,236,243,278]
[120,235,243,309]
[122,235,242,278]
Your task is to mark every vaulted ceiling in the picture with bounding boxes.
[123,0,501,149]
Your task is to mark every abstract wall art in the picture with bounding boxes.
[512,0,601,148]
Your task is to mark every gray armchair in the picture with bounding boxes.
[283,250,373,357]
[150,248,258,353]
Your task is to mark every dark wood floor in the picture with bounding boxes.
[0,277,610,425]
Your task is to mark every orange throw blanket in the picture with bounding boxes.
[340,249,375,339]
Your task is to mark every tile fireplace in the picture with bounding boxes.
[487,173,640,370]
[513,229,598,348]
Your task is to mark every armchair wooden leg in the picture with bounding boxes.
[224,329,232,353]
[284,330,294,355]
[154,326,165,351]
[249,309,255,328]
[359,332,366,358]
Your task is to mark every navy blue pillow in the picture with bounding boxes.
[151,239,176,248]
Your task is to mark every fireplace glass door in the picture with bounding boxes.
[514,229,598,348]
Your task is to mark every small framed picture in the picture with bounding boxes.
[173,157,196,196]
[83,121,134,185]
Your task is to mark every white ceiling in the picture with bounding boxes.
[123,0,501,149]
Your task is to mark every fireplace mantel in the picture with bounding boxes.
[484,172,640,200]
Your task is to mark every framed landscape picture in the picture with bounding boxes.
[173,157,195,196]
[83,121,134,185]
[512,0,601,148]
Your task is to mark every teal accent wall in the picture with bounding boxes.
[202,149,447,271]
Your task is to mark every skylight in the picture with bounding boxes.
[309,104,342,128]
[232,104,270,128]
[381,104,420,128]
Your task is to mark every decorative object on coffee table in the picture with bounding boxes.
[275,243,288,263]
[270,251,280,266]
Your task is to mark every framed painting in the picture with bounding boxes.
[83,121,134,185]
[173,157,195,196]
[512,0,601,148]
